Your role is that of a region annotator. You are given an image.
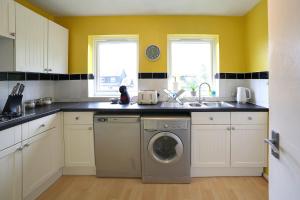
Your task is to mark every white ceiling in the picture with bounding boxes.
[28,0,261,16]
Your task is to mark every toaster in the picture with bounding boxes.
[137,90,158,105]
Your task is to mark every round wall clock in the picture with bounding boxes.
[145,45,160,61]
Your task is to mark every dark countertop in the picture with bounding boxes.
[0,101,268,131]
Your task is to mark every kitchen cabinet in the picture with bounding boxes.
[0,0,15,39]
[64,125,95,168]
[63,112,95,175]
[0,3,69,73]
[22,127,62,199]
[15,3,48,73]
[231,126,267,167]
[0,143,22,200]
[192,125,230,167]
[48,20,68,74]
[191,112,268,177]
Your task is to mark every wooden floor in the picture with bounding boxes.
[38,176,268,200]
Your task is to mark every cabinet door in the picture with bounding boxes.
[48,20,68,74]
[22,128,61,198]
[0,143,22,200]
[192,125,230,167]
[64,125,95,167]
[15,3,47,73]
[0,0,14,39]
[231,125,268,167]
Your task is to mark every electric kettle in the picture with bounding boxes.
[236,87,251,103]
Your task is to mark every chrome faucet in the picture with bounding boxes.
[198,82,211,103]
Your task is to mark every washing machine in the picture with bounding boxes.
[141,116,191,183]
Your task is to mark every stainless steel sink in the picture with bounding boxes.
[202,102,234,108]
[187,102,207,107]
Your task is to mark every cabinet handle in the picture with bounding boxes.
[24,143,30,148]
[88,127,93,130]
[248,116,253,120]
[10,32,15,37]
[44,69,48,72]
[48,69,52,72]
[75,117,79,120]
[226,127,231,131]
[209,117,214,121]
[16,147,23,152]
[231,127,235,131]
[40,124,46,128]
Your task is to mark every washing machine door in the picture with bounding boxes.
[148,132,184,164]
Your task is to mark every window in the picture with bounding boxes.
[168,35,219,96]
[93,36,138,97]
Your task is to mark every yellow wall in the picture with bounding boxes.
[15,0,55,20]
[244,0,268,72]
[55,16,246,74]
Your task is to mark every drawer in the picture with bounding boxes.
[192,112,230,125]
[231,112,268,125]
[64,112,93,125]
[28,114,57,138]
[0,126,22,151]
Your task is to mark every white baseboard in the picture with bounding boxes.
[63,166,96,175]
[191,167,264,177]
[24,168,63,200]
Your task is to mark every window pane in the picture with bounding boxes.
[169,39,214,94]
[96,40,138,96]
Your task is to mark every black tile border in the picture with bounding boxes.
[0,72,95,81]
[215,71,269,80]
[139,73,167,79]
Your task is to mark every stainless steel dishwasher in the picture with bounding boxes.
[94,115,141,177]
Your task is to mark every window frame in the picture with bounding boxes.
[167,35,219,96]
[92,35,139,97]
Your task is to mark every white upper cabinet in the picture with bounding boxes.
[1,3,69,73]
[48,20,69,74]
[0,0,15,39]
[15,3,48,73]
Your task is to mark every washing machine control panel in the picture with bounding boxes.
[159,121,189,130]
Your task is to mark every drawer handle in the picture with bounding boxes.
[88,127,93,130]
[75,117,79,120]
[16,147,23,152]
[231,127,235,131]
[209,117,214,121]
[24,143,30,148]
[40,124,45,128]
[226,127,231,131]
[10,32,15,37]
[248,116,253,120]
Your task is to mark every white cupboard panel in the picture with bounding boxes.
[192,125,230,167]
[231,112,268,125]
[231,125,268,167]
[192,112,230,125]
[64,125,95,167]
[48,20,68,74]
[0,143,22,200]
[0,125,22,151]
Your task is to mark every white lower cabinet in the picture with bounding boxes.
[22,127,63,199]
[191,112,268,177]
[192,125,230,167]
[0,143,22,200]
[231,125,267,167]
[64,125,94,168]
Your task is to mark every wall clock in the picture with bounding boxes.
[145,45,160,61]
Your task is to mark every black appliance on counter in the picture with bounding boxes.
[1,83,25,119]
[119,85,130,104]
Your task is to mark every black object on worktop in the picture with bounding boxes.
[119,86,130,104]
[2,83,25,117]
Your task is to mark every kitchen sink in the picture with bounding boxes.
[202,102,234,108]
[186,101,234,108]
[187,102,207,107]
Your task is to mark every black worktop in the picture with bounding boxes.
[0,101,268,131]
